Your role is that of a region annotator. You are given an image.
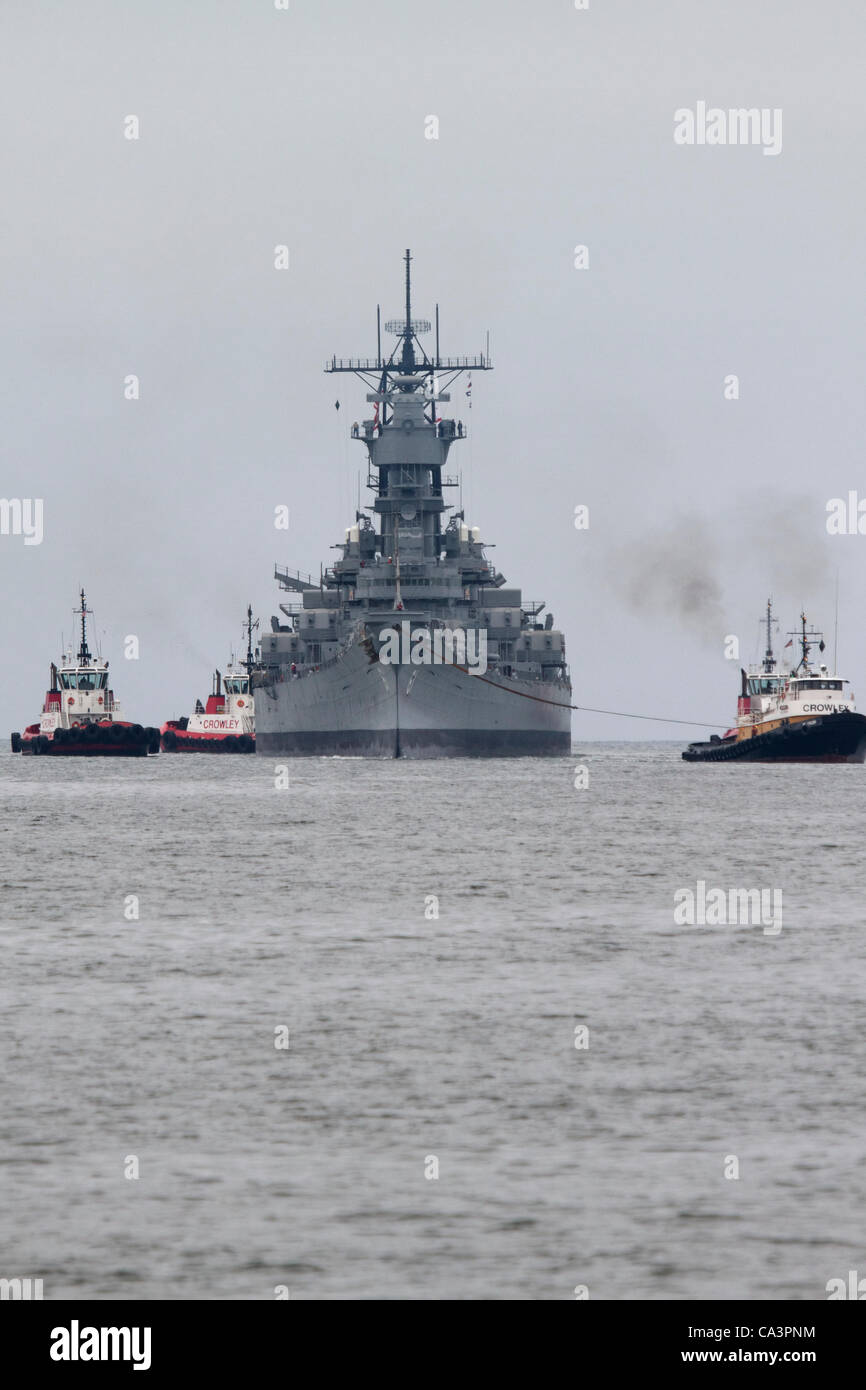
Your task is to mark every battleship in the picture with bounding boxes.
[254,251,571,757]
[683,600,866,763]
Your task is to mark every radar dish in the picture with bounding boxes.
[384,318,431,335]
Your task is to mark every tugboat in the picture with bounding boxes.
[160,606,258,752]
[10,590,160,757]
[255,250,571,756]
[683,600,866,763]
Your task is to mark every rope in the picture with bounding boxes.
[572,705,729,730]
[458,668,728,729]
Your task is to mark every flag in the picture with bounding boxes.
[784,639,793,648]
[373,401,379,427]
[466,376,472,408]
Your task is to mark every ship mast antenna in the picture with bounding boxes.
[75,587,93,665]
[763,596,775,673]
[324,250,493,435]
[798,611,809,671]
[786,611,824,672]
[244,603,259,675]
[401,248,415,374]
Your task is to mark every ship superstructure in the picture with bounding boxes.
[255,252,571,757]
[683,599,866,763]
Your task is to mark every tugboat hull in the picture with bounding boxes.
[683,712,866,764]
[16,723,159,757]
[161,727,255,753]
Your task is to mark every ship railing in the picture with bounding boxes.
[275,564,319,591]
[325,356,492,373]
[436,356,492,369]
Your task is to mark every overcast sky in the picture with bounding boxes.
[2,0,864,739]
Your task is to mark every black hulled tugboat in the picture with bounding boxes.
[10,590,160,757]
[683,600,866,764]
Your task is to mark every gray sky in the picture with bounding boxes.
[2,0,865,738]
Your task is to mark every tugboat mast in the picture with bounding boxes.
[244,604,259,676]
[762,597,776,674]
[787,611,825,673]
[798,611,810,670]
[75,587,92,664]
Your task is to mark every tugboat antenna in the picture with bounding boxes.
[800,611,809,670]
[244,603,259,674]
[75,587,92,664]
[786,611,825,672]
[763,596,775,672]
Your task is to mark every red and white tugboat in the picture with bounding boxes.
[10,590,160,757]
[683,600,866,763]
[160,606,258,753]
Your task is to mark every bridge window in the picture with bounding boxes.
[64,671,106,691]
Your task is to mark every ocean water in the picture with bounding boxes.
[1,742,864,1301]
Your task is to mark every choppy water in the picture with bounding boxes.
[1,743,864,1301]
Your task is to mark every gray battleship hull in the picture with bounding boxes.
[256,640,571,758]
